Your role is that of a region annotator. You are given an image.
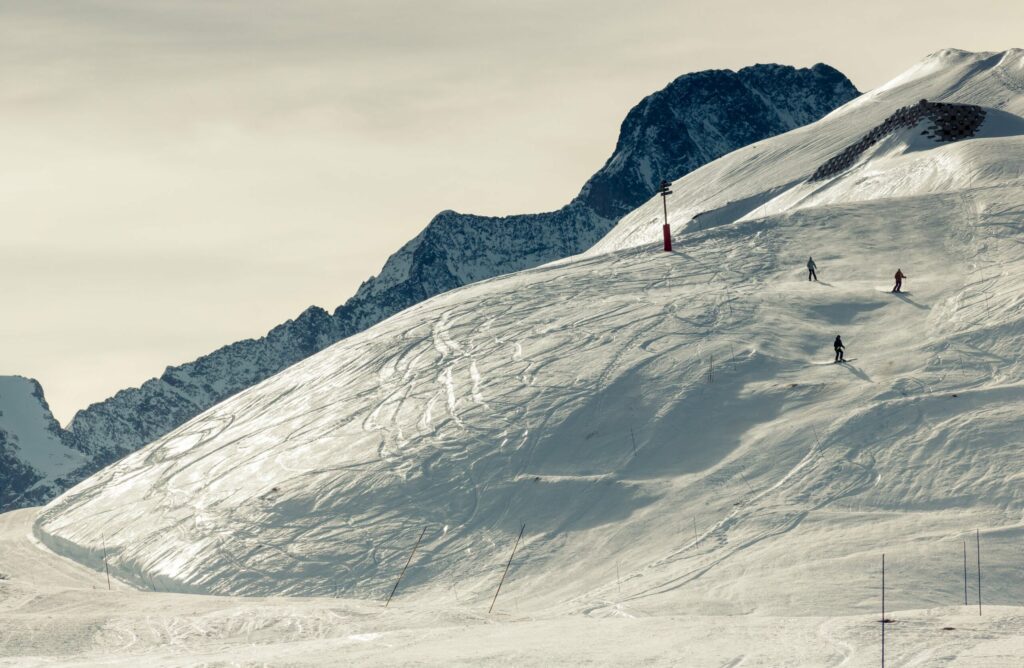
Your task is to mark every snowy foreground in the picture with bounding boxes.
[7,48,1024,665]
[2,509,1022,666]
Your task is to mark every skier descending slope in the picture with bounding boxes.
[834,335,846,363]
[807,256,818,281]
[892,268,907,293]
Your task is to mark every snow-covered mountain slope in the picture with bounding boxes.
[0,377,84,508]
[595,48,1024,253]
[36,49,1024,628]
[23,63,859,514]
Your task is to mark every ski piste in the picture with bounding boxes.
[19,48,1024,666]
[37,48,1024,601]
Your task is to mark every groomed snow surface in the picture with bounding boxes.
[1,509,1022,666]
[3,48,1024,665]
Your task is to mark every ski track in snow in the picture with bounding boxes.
[10,48,1024,665]
[3,507,1024,666]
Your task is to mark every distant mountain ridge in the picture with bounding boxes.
[0,376,83,508]
[1,62,859,510]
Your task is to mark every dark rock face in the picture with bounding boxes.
[5,63,859,511]
[0,434,47,509]
[0,377,82,508]
[577,64,859,219]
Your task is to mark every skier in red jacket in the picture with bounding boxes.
[892,269,907,293]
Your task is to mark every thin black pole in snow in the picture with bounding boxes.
[881,553,885,668]
[101,535,111,591]
[489,523,526,614]
[693,517,699,546]
[385,526,426,608]
[812,426,824,451]
[738,471,753,493]
[976,529,982,616]
[963,540,968,606]
[630,426,638,458]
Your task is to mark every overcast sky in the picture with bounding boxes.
[2,1,1021,423]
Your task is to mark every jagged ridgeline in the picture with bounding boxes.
[1,64,860,511]
[810,100,987,181]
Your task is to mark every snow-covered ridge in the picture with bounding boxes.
[591,48,1024,255]
[2,62,858,512]
[34,49,1024,623]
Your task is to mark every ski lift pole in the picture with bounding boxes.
[963,540,968,606]
[976,529,982,615]
[881,553,885,668]
[489,523,526,614]
[385,526,426,607]
[659,180,673,252]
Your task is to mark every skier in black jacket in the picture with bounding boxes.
[807,257,818,281]
[834,335,845,363]
[892,268,907,293]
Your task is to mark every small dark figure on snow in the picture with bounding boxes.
[807,257,818,281]
[892,268,907,293]
[834,335,845,363]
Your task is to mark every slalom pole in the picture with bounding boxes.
[101,535,111,591]
[881,553,885,668]
[489,523,526,614]
[385,526,426,608]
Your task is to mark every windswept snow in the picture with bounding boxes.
[19,62,858,516]
[2,509,1023,665]
[593,48,1024,254]
[19,48,1024,664]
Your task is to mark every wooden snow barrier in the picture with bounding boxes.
[808,100,987,182]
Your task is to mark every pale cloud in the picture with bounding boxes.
[1,1,1021,422]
